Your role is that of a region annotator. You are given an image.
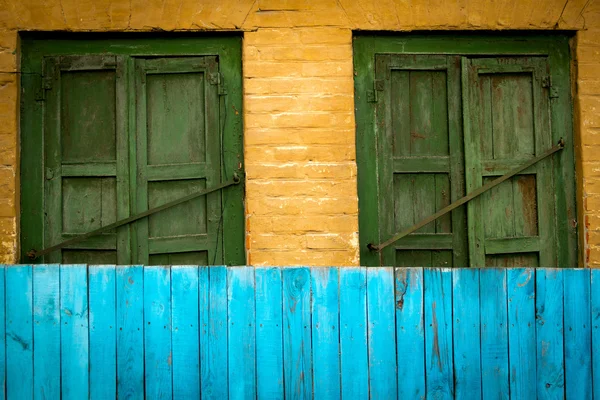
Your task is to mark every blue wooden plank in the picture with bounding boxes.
[452,268,481,399]
[282,267,312,399]
[144,266,173,399]
[228,267,256,400]
[424,268,453,399]
[171,266,200,400]
[116,265,144,400]
[89,265,117,400]
[200,266,228,399]
[507,268,536,399]
[592,269,600,400]
[564,269,592,399]
[366,267,397,400]
[536,268,565,399]
[60,265,90,400]
[396,267,426,399]
[311,267,341,399]
[6,265,33,399]
[339,267,368,400]
[0,266,5,400]
[255,267,284,399]
[33,265,61,400]
[480,268,509,400]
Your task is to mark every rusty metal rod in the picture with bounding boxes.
[28,174,241,260]
[368,139,565,252]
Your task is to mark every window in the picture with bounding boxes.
[20,35,244,265]
[355,34,577,267]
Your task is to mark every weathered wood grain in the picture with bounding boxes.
[143,266,172,399]
[60,265,90,400]
[367,267,397,399]
[4,265,600,399]
[116,265,144,400]
[507,268,536,399]
[33,265,60,400]
[228,267,256,400]
[396,267,426,399]
[311,267,341,398]
[282,268,312,399]
[89,265,117,400]
[452,267,481,399]
[255,267,284,399]
[339,267,368,399]
[171,266,200,399]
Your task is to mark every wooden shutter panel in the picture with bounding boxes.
[462,57,557,267]
[133,57,222,265]
[375,55,468,267]
[43,55,130,264]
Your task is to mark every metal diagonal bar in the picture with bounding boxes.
[368,139,565,252]
[28,174,241,260]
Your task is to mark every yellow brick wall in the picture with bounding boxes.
[0,0,598,266]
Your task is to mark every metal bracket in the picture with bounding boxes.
[368,139,565,252]
[367,79,384,103]
[209,72,227,96]
[542,76,559,98]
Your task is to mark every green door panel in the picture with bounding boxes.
[21,37,245,265]
[375,55,467,267]
[462,57,556,268]
[133,57,221,265]
[355,35,576,268]
[43,55,129,264]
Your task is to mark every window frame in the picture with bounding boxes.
[353,33,578,267]
[20,34,245,265]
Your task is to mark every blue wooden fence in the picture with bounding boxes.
[1,265,598,399]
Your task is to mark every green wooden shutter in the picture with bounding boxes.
[462,57,557,267]
[375,55,468,267]
[43,55,130,264]
[133,57,222,265]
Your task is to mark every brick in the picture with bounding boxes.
[0,134,16,166]
[250,233,307,249]
[248,249,358,266]
[245,128,354,145]
[248,215,359,233]
[0,216,15,236]
[244,45,352,62]
[577,80,600,95]
[245,27,350,46]
[300,61,353,77]
[298,28,350,44]
[245,161,356,179]
[245,144,355,162]
[245,29,302,46]
[577,46,600,63]
[244,61,352,78]
[305,232,358,249]
[579,96,600,128]
[582,162,600,178]
[578,64,600,83]
[245,112,353,129]
[244,77,353,95]
[246,180,357,198]
[0,31,17,72]
[246,196,358,216]
[581,144,600,162]
[245,94,354,112]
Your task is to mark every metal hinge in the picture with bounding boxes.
[542,76,559,99]
[35,74,53,101]
[209,72,227,96]
[367,79,384,103]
